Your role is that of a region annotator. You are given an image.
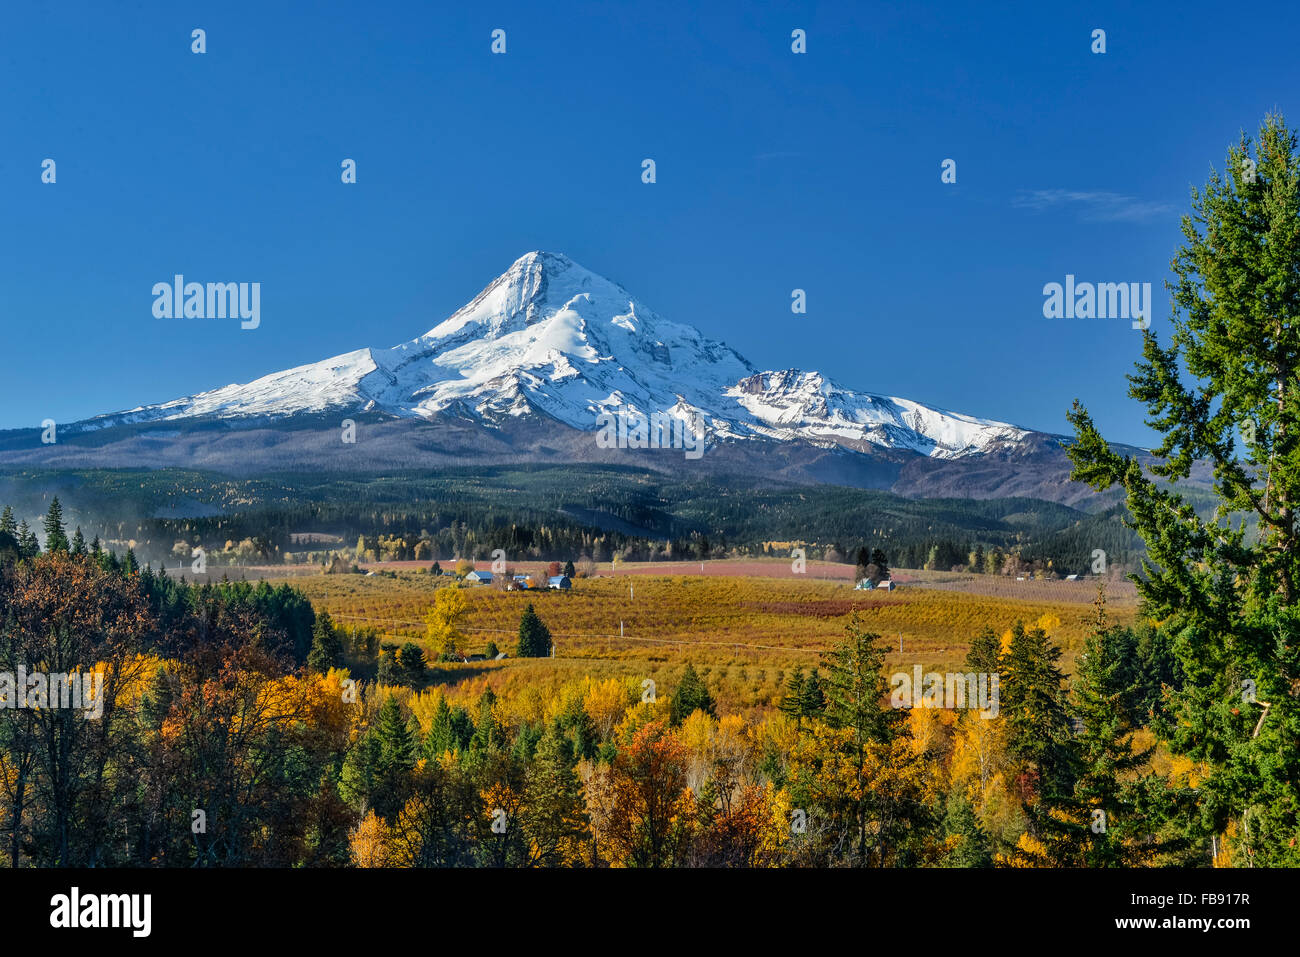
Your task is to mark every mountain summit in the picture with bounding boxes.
[71,251,1034,460]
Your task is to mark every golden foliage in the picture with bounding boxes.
[350,811,390,867]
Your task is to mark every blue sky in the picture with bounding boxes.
[1,0,1296,446]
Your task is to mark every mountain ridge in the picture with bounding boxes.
[62,251,1048,461]
[0,251,1155,505]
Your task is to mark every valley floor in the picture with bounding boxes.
[272,562,1139,717]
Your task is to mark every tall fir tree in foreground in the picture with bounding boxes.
[1067,113,1300,865]
[999,621,1076,830]
[371,695,417,822]
[521,724,591,866]
[822,614,902,745]
[790,615,928,866]
[1061,598,1161,865]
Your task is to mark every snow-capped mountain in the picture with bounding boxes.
[72,251,1034,460]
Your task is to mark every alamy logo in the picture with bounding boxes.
[152,275,260,329]
[50,887,151,937]
[1042,275,1152,329]
[0,667,103,719]
[890,666,999,718]
[595,406,705,460]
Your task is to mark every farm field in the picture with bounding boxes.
[195,555,1139,595]
[288,566,1140,717]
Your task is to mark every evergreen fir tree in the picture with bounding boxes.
[424,696,455,760]
[378,643,399,683]
[780,669,806,725]
[802,615,918,864]
[0,529,17,564]
[942,791,993,867]
[515,603,552,658]
[339,729,381,813]
[16,521,39,559]
[799,668,826,722]
[669,662,715,724]
[371,695,417,821]
[521,723,590,866]
[557,696,599,760]
[69,526,86,556]
[398,641,427,685]
[1059,607,1159,865]
[140,664,174,731]
[42,497,69,553]
[447,705,475,752]
[821,615,900,744]
[965,627,1002,676]
[1000,621,1076,827]
[307,610,343,673]
[510,721,544,765]
[1066,114,1300,864]
[472,687,502,751]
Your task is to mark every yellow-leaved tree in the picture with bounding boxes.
[424,587,469,660]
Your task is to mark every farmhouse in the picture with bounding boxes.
[548,575,572,590]
[876,579,896,591]
[464,570,493,585]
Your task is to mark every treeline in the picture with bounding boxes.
[157,509,1133,577]
[4,490,1133,581]
[0,547,330,866]
[790,537,1132,579]
[2,466,1129,573]
[1018,504,1144,576]
[2,499,316,663]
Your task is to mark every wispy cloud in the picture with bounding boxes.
[1013,189,1177,223]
